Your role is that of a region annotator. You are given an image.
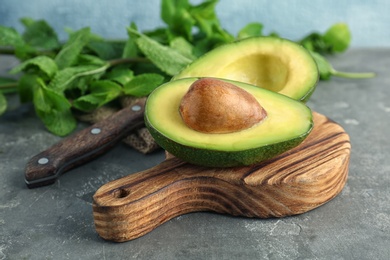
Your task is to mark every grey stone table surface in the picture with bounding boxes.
[1,49,389,260]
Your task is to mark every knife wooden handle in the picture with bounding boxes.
[25,98,146,188]
[92,112,350,242]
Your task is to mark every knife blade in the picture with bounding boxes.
[25,97,146,188]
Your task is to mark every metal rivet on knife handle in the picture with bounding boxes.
[131,105,142,112]
[24,97,147,188]
[38,158,49,165]
[91,128,102,135]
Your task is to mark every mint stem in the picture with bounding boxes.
[0,82,18,89]
[0,47,57,57]
[108,57,150,66]
[0,48,16,55]
[331,68,376,79]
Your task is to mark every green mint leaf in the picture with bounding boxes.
[71,94,102,112]
[20,18,60,50]
[128,27,193,76]
[36,108,77,136]
[145,28,170,44]
[73,80,122,111]
[161,0,195,41]
[55,27,91,69]
[104,67,134,85]
[49,64,108,92]
[123,73,164,97]
[169,37,196,60]
[268,32,280,38]
[0,25,34,60]
[10,55,58,78]
[17,74,40,103]
[122,22,139,58]
[190,0,234,42]
[192,34,233,57]
[300,23,351,54]
[33,80,50,112]
[0,92,7,115]
[237,22,263,39]
[36,78,72,112]
[20,17,35,27]
[0,25,25,46]
[310,51,332,80]
[122,37,138,58]
[33,78,76,136]
[14,45,37,61]
[87,40,125,60]
[89,80,122,101]
[300,35,315,52]
[63,27,102,42]
[299,32,330,53]
[77,54,107,66]
[323,23,351,53]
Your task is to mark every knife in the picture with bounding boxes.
[24,97,146,188]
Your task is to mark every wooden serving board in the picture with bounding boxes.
[92,112,350,242]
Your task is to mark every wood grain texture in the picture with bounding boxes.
[92,112,350,242]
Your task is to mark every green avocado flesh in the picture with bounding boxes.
[173,37,318,102]
[145,78,313,167]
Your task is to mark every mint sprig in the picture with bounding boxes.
[0,0,375,136]
[310,51,375,80]
[0,92,6,115]
[299,23,376,80]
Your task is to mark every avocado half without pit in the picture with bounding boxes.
[173,37,319,102]
[145,77,313,168]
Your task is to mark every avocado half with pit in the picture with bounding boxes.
[173,37,318,102]
[145,77,313,167]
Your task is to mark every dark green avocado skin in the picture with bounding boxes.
[300,75,319,103]
[145,115,313,168]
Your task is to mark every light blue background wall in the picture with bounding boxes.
[1,0,389,47]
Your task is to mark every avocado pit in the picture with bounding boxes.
[179,78,267,134]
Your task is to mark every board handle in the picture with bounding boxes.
[92,112,351,242]
[92,157,251,242]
